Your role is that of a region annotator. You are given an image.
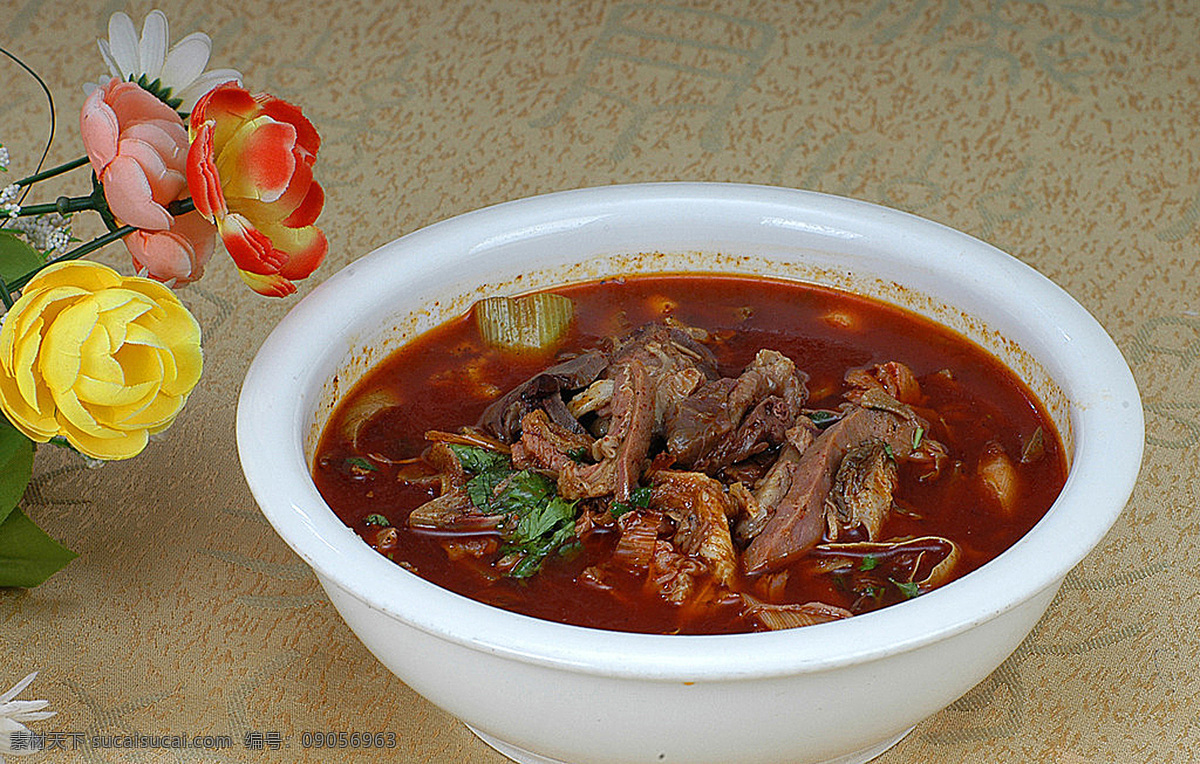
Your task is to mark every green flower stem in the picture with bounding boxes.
[1,192,199,308]
[167,197,196,216]
[6,224,137,293]
[13,194,101,217]
[14,156,90,187]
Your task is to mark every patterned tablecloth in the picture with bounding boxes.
[1,1,1193,762]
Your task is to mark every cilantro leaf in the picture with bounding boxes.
[567,446,588,462]
[466,469,508,509]
[859,555,879,572]
[491,470,555,515]
[806,410,840,429]
[345,456,378,473]
[506,511,579,579]
[891,578,921,599]
[445,445,580,578]
[610,485,652,519]
[449,444,509,474]
[515,495,576,542]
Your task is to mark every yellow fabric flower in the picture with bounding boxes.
[0,261,202,459]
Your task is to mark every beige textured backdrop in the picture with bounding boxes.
[1,1,1195,762]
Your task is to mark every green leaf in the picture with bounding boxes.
[363,514,390,527]
[629,486,652,508]
[0,229,46,285]
[611,486,651,519]
[0,418,34,526]
[448,444,510,475]
[503,494,578,578]
[445,444,578,579]
[806,410,840,429]
[506,518,578,579]
[492,470,555,515]
[466,470,506,509]
[514,495,576,543]
[859,554,879,572]
[891,578,921,599]
[0,507,76,587]
[345,456,378,473]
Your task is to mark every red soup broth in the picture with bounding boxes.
[312,274,1066,634]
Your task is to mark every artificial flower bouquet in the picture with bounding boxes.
[0,10,325,588]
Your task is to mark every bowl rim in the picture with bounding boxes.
[236,181,1143,681]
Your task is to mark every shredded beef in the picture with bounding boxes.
[455,321,944,610]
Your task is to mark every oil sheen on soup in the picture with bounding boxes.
[312,275,1067,635]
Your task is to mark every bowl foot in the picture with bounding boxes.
[465,724,914,764]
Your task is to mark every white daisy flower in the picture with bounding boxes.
[0,672,55,761]
[85,9,242,112]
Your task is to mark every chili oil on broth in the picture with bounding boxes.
[311,274,1067,635]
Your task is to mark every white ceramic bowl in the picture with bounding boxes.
[237,183,1143,764]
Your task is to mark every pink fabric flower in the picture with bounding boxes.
[187,82,325,297]
[80,76,189,231]
[124,208,216,286]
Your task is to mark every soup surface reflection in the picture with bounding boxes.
[313,275,1066,634]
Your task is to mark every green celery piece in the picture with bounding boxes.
[474,293,574,352]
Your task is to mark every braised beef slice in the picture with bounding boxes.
[477,350,608,441]
[584,358,657,502]
[733,442,801,544]
[510,410,593,475]
[742,406,926,575]
[608,323,719,381]
[693,394,795,473]
[666,349,809,473]
[827,440,899,542]
[408,443,501,532]
[557,458,618,500]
